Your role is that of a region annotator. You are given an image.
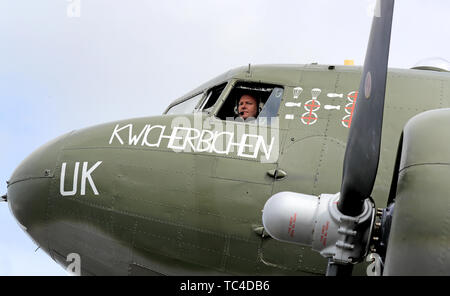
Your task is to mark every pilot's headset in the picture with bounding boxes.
[234,94,264,117]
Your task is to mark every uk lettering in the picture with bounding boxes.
[60,161,102,196]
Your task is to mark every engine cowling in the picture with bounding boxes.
[384,108,450,275]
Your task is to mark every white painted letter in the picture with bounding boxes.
[257,136,276,162]
[212,131,234,154]
[80,161,102,195]
[109,124,133,145]
[60,162,79,196]
[141,125,166,147]
[237,134,259,159]
[129,124,149,145]
[196,130,214,152]
[167,127,186,151]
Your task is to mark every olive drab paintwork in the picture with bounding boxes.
[6,64,450,275]
[384,109,450,275]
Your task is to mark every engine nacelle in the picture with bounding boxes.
[384,108,450,275]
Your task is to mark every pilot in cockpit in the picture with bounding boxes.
[236,94,259,122]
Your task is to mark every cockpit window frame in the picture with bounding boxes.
[165,91,206,115]
[163,81,232,116]
[196,82,229,115]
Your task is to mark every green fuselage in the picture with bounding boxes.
[7,64,450,275]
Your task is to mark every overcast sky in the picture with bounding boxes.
[1,0,449,276]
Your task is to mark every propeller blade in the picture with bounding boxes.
[339,0,395,217]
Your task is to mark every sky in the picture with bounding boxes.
[1,0,450,276]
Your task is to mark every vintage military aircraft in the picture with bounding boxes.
[3,0,450,275]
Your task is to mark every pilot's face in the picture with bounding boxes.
[238,95,257,119]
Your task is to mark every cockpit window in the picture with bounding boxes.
[257,87,284,125]
[166,92,204,115]
[197,82,227,114]
[216,81,284,124]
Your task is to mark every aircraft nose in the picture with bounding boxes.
[7,133,69,245]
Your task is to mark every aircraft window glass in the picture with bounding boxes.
[166,92,203,115]
[216,82,283,124]
[257,87,284,125]
[197,82,227,114]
